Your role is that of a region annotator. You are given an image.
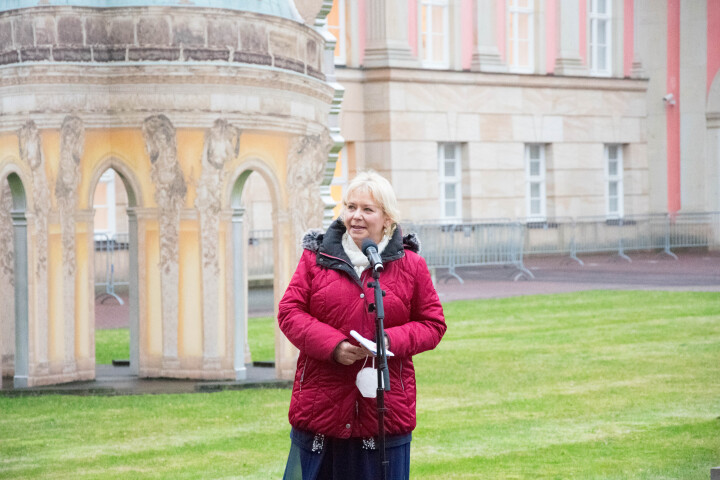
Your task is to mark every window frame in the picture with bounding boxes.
[507,0,535,74]
[327,0,346,66]
[419,0,450,69]
[438,143,462,222]
[525,144,547,221]
[605,144,624,218]
[589,0,612,76]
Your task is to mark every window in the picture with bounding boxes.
[589,0,611,76]
[507,0,534,73]
[419,0,449,68]
[331,146,348,218]
[605,144,623,218]
[93,169,117,237]
[327,0,346,65]
[525,144,546,220]
[439,143,462,221]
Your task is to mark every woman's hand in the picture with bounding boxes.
[333,340,370,365]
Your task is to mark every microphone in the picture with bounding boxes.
[361,238,384,272]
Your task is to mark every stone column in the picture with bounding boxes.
[273,208,296,381]
[471,0,508,72]
[11,209,28,388]
[127,209,140,376]
[56,115,85,374]
[195,119,240,371]
[142,115,186,371]
[18,121,50,370]
[363,0,419,68]
[232,207,247,380]
[553,1,588,76]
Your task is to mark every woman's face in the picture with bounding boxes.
[343,188,391,248]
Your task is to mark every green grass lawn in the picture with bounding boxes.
[2,290,719,479]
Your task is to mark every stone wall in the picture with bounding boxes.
[0,6,325,79]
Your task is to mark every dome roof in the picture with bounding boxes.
[0,0,302,20]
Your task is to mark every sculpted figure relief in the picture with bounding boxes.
[195,119,240,274]
[19,120,51,277]
[0,181,13,285]
[287,131,333,252]
[142,114,186,362]
[142,114,187,275]
[56,116,85,279]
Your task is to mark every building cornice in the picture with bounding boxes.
[336,67,649,92]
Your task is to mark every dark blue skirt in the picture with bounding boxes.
[282,428,412,480]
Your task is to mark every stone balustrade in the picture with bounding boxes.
[0,6,325,79]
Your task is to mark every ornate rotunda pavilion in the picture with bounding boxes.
[0,0,343,387]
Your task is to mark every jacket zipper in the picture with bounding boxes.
[299,355,307,391]
[399,362,405,391]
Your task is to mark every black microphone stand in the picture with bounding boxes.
[368,267,390,480]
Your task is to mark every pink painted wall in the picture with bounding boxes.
[579,0,587,65]
[462,0,473,69]
[623,0,634,77]
[545,0,556,74]
[496,0,505,60]
[666,0,681,214]
[408,0,418,56]
[708,0,720,93]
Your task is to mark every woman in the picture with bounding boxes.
[278,171,446,479]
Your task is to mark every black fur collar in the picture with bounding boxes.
[301,224,421,254]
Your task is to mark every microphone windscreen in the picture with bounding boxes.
[361,238,378,255]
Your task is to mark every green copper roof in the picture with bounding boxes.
[0,0,301,20]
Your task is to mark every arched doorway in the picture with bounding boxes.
[5,173,29,388]
[229,164,280,380]
[92,168,131,372]
[88,162,141,376]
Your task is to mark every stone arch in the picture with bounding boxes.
[226,156,292,379]
[86,156,143,375]
[86,155,144,209]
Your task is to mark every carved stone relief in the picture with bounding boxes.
[287,131,333,256]
[18,120,51,367]
[0,180,15,375]
[18,121,50,277]
[142,114,186,363]
[56,115,85,369]
[195,119,240,364]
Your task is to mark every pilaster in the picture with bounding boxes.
[363,0,420,68]
[471,0,508,72]
[554,1,589,76]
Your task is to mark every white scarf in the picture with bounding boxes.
[342,233,391,277]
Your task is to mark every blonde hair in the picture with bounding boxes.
[342,170,401,228]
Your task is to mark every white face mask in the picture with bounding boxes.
[356,357,378,398]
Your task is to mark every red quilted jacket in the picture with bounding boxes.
[278,219,447,439]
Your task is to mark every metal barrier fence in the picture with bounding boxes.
[91,212,720,291]
[94,233,129,304]
[521,212,720,264]
[403,220,534,283]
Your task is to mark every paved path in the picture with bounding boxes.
[434,250,720,302]
[5,249,719,396]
